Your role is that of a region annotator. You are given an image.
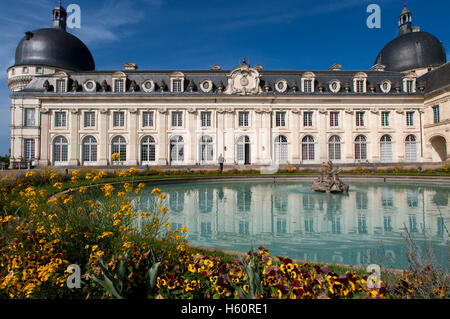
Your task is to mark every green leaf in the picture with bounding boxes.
[147,262,161,290]
[89,274,124,299]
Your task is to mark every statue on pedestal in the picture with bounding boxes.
[311,161,349,194]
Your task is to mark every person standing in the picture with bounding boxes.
[218,154,224,173]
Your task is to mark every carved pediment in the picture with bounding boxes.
[224,62,262,96]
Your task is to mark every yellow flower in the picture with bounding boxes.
[53,182,63,190]
[85,173,94,180]
[165,222,171,228]
[79,186,87,194]
[112,153,120,161]
[180,226,188,232]
[25,171,36,178]
[122,241,133,249]
[151,188,161,194]
[160,206,168,214]
[98,171,108,178]
[123,183,132,192]
[98,232,113,239]
[128,167,138,174]
[158,193,166,199]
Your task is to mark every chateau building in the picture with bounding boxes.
[7,4,450,168]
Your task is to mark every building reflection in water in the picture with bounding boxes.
[137,182,450,270]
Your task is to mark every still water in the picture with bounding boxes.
[138,181,449,270]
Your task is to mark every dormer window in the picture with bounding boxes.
[402,72,416,93]
[329,80,341,93]
[380,80,392,93]
[353,72,367,93]
[112,71,127,93]
[301,72,315,93]
[35,67,43,74]
[404,79,416,93]
[53,71,69,93]
[170,72,185,93]
[55,79,66,93]
[23,67,29,74]
[114,79,124,93]
[275,79,287,93]
[173,79,182,92]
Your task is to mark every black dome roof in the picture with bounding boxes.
[14,28,95,71]
[375,31,446,72]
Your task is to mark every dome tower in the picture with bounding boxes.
[374,4,446,75]
[7,1,95,91]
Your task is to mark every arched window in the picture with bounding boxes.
[274,135,288,164]
[405,135,417,162]
[170,136,184,164]
[380,135,393,163]
[82,136,97,164]
[141,136,156,164]
[112,136,126,162]
[199,135,214,164]
[237,135,251,165]
[53,136,68,165]
[355,135,367,161]
[302,135,315,161]
[328,135,341,161]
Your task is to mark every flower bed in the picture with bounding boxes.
[0,168,448,299]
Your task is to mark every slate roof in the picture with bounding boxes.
[14,69,429,97]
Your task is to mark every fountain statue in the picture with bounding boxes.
[311,161,349,194]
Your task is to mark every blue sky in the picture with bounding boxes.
[0,0,448,156]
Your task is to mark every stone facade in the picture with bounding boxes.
[6,5,450,168]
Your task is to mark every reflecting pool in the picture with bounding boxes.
[137,181,450,270]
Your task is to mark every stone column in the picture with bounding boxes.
[291,110,301,164]
[68,109,80,166]
[38,109,50,166]
[318,110,328,162]
[128,109,138,166]
[343,110,354,164]
[157,109,168,165]
[98,109,109,166]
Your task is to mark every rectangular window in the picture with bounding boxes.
[35,67,43,74]
[55,79,66,93]
[172,111,183,127]
[356,111,365,127]
[142,111,154,127]
[113,111,125,127]
[276,112,286,127]
[433,105,440,124]
[23,139,35,161]
[406,111,414,126]
[381,111,390,127]
[200,111,212,127]
[24,108,35,127]
[55,112,66,127]
[303,80,312,93]
[303,112,313,127]
[172,79,182,92]
[406,80,414,93]
[239,112,249,127]
[330,112,339,127]
[114,79,124,93]
[356,80,365,93]
[23,67,29,74]
[84,112,95,128]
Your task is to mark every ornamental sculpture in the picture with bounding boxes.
[311,161,349,194]
[224,59,262,95]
